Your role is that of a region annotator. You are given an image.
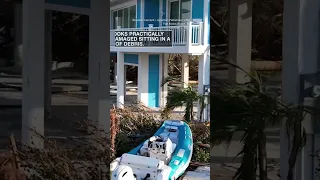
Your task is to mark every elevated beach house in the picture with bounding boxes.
[110,0,210,110]
[18,0,209,147]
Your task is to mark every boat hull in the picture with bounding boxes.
[111,120,193,180]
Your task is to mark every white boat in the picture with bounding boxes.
[110,120,193,180]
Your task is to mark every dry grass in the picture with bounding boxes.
[0,136,27,180]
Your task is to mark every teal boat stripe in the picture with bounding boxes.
[168,122,192,179]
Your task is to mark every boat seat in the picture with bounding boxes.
[165,125,178,132]
[165,120,184,126]
[120,154,163,180]
[139,140,150,157]
[160,131,178,144]
[120,153,163,169]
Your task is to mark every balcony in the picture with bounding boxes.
[110,22,208,54]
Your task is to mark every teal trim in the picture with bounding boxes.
[137,0,141,28]
[124,54,139,65]
[191,0,203,20]
[144,0,160,27]
[45,0,91,8]
[168,121,193,179]
[148,54,160,107]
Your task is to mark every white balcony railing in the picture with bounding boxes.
[110,21,203,47]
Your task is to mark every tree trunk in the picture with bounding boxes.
[258,131,268,180]
[190,102,193,121]
[287,119,303,180]
[234,136,257,180]
[110,109,119,159]
[199,97,205,121]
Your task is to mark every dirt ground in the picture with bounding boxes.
[212,167,236,180]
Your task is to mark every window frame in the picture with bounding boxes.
[111,4,137,29]
[166,0,192,26]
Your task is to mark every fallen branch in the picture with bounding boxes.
[197,143,210,149]
[0,135,27,180]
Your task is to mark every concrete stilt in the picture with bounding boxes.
[114,62,117,83]
[181,54,189,88]
[162,53,169,107]
[44,10,52,121]
[14,3,23,67]
[138,53,149,106]
[117,52,125,108]
[88,0,110,131]
[282,0,320,179]
[228,0,252,83]
[22,0,46,148]
[197,50,210,121]
[124,65,127,100]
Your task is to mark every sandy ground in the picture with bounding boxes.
[212,169,235,180]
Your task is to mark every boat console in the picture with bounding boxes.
[139,135,176,164]
[148,136,175,164]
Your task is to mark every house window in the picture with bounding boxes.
[180,0,191,20]
[129,6,136,28]
[112,5,136,29]
[168,0,191,26]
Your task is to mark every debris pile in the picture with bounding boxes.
[0,136,27,180]
[182,164,210,180]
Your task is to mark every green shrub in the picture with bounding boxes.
[192,146,210,162]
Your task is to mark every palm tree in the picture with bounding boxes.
[211,63,306,180]
[161,77,207,122]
